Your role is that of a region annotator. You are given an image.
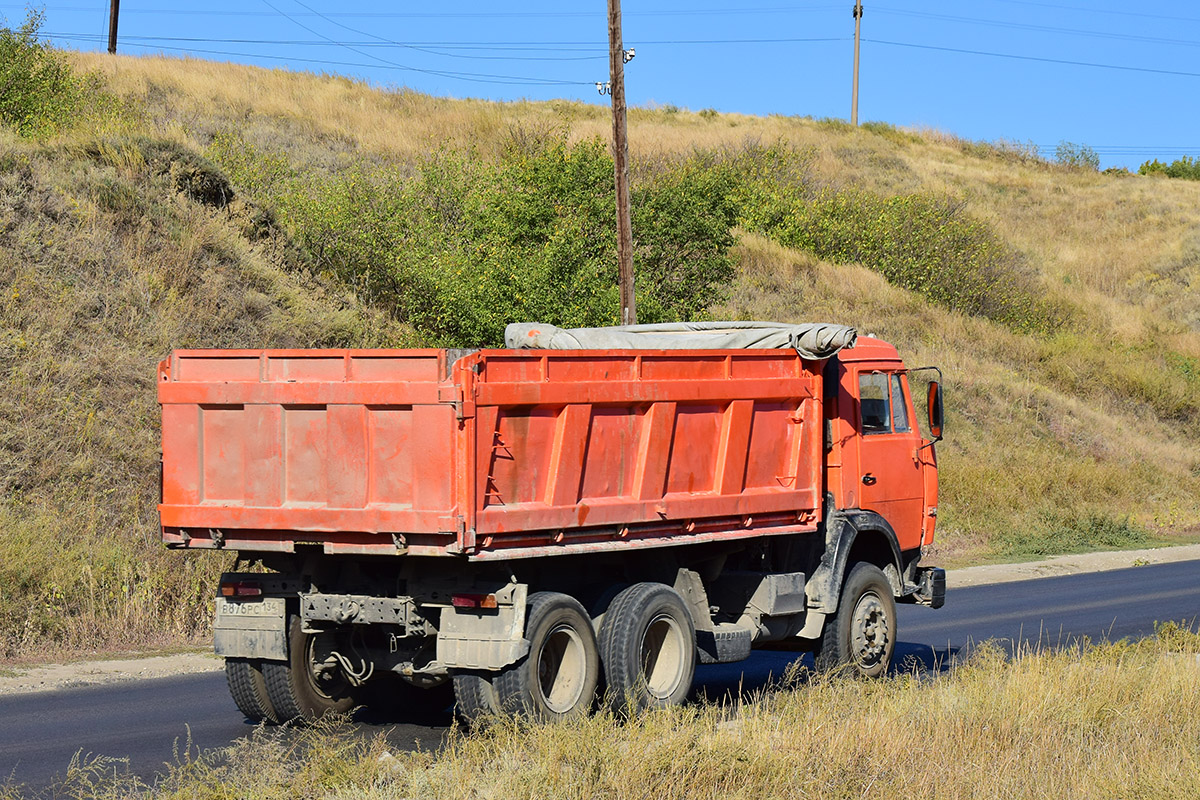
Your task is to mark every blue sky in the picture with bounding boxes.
[5,1,1198,169]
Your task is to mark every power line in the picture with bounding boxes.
[42,32,848,49]
[1039,146,1200,155]
[873,6,1200,49]
[276,0,604,64]
[2,3,842,18]
[45,32,608,60]
[863,38,1200,80]
[43,33,606,52]
[58,36,592,86]
[980,0,1200,26]
[251,0,592,86]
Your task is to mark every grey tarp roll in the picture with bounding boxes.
[504,321,857,360]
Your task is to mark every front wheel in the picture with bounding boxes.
[814,562,897,678]
[262,614,358,723]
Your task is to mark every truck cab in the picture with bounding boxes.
[831,337,938,557]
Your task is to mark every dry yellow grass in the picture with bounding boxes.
[718,234,1200,562]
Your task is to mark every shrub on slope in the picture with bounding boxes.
[207,128,740,346]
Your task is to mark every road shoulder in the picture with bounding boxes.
[0,651,222,696]
[4,543,1198,696]
[947,543,1200,588]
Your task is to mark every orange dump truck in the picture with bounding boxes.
[159,321,945,723]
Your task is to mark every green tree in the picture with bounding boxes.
[0,10,84,137]
[1138,156,1200,181]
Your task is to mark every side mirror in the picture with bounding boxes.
[926,381,944,440]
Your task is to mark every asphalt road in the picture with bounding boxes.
[2,560,1197,792]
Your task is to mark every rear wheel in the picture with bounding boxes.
[814,562,896,678]
[598,583,696,714]
[492,592,600,723]
[262,614,358,723]
[452,672,502,725]
[225,657,277,723]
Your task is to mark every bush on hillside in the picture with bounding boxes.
[1054,141,1100,171]
[0,11,87,136]
[733,144,1058,332]
[208,130,739,346]
[1139,156,1200,181]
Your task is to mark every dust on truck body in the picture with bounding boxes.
[158,322,945,723]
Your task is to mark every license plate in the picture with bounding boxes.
[216,596,284,618]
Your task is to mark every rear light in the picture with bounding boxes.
[451,593,498,609]
[220,580,263,598]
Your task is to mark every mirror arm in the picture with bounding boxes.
[908,366,945,442]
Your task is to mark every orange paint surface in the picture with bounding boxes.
[159,343,935,560]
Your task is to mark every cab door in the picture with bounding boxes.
[854,367,925,551]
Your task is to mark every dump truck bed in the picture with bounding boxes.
[158,347,825,559]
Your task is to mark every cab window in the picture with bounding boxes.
[891,374,911,433]
[859,372,911,435]
[859,373,891,434]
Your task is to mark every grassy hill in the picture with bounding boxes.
[2,31,1200,655]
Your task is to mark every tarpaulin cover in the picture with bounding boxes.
[504,321,857,360]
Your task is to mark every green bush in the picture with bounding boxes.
[208,130,740,346]
[1054,141,1100,171]
[1138,156,1200,181]
[733,145,1058,332]
[860,120,921,145]
[0,11,85,136]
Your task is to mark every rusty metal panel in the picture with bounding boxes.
[462,349,824,555]
[160,348,824,558]
[160,350,457,547]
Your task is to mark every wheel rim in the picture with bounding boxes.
[305,631,350,700]
[640,613,686,700]
[849,591,890,668]
[536,623,588,714]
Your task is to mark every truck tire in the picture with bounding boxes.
[262,614,357,723]
[814,562,896,678]
[599,583,696,714]
[492,592,600,723]
[452,672,502,724]
[225,658,278,723]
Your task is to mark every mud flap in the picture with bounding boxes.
[436,584,530,670]
[213,596,287,660]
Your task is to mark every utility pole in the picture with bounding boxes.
[107,0,120,54]
[850,1,862,126]
[607,0,636,326]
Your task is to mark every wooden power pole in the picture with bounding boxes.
[607,0,636,326]
[107,0,120,54]
[850,1,862,126]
